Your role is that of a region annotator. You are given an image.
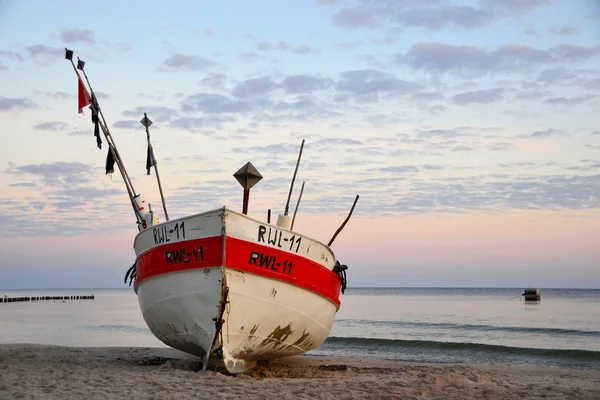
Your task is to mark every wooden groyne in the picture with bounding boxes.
[2,295,95,303]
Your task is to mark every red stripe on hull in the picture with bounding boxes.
[135,236,223,288]
[224,236,341,307]
[134,235,342,307]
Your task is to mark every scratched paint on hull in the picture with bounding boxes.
[219,268,337,372]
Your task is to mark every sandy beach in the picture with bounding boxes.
[0,344,598,399]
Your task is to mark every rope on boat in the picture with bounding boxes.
[211,285,230,371]
[333,261,348,294]
[124,262,137,286]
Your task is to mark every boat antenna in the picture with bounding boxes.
[327,195,360,247]
[284,139,305,216]
[64,48,142,225]
[290,181,305,230]
[141,113,169,221]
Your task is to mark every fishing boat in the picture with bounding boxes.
[63,48,359,373]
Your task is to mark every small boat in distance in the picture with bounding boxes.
[63,48,359,373]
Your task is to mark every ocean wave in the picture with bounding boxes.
[322,336,600,361]
[335,319,600,337]
[78,324,152,334]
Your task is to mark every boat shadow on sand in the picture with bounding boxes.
[128,354,380,379]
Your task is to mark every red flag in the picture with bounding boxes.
[78,76,91,114]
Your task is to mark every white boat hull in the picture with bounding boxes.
[132,207,344,373]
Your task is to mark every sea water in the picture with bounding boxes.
[1,287,599,370]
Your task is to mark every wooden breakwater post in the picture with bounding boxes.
[2,294,95,303]
[522,288,540,302]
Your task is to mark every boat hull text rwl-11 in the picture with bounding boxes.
[63,48,359,374]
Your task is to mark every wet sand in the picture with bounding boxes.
[1,344,599,399]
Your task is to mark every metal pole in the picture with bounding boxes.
[242,189,250,215]
[284,139,305,216]
[143,113,169,221]
[328,195,360,247]
[290,181,305,230]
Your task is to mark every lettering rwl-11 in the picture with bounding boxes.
[165,246,204,265]
[257,225,301,253]
[248,250,293,275]
[153,221,186,245]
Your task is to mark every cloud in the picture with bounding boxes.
[451,88,504,104]
[168,116,233,132]
[33,121,69,131]
[232,143,302,156]
[112,120,140,129]
[26,45,62,60]
[7,162,93,187]
[368,173,600,215]
[199,73,227,90]
[2,161,133,236]
[255,40,316,55]
[291,45,316,55]
[313,138,363,148]
[56,29,96,45]
[160,54,215,71]
[524,129,569,139]
[379,165,420,173]
[271,95,341,121]
[121,106,179,122]
[488,142,516,151]
[181,93,255,114]
[239,52,263,64]
[0,96,38,112]
[396,42,600,75]
[36,91,71,100]
[0,60,6,71]
[281,75,334,93]
[232,77,281,99]
[56,186,120,199]
[334,69,420,103]
[415,128,471,139]
[320,0,551,30]
[0,50,25,63]
[550,26,579,36]
[543,95,597,106]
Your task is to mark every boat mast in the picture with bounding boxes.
[140,113,169,221]
[64,48,141,225]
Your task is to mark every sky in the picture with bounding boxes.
[1,0,599,289]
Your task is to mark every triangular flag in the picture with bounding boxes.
[78,76,91,114]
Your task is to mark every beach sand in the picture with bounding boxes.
[1,344,599,399]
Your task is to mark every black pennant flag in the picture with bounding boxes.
[105,147,115,175]
[146,143,156,175]
[91,107,101,149]
[90,93,101,149]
